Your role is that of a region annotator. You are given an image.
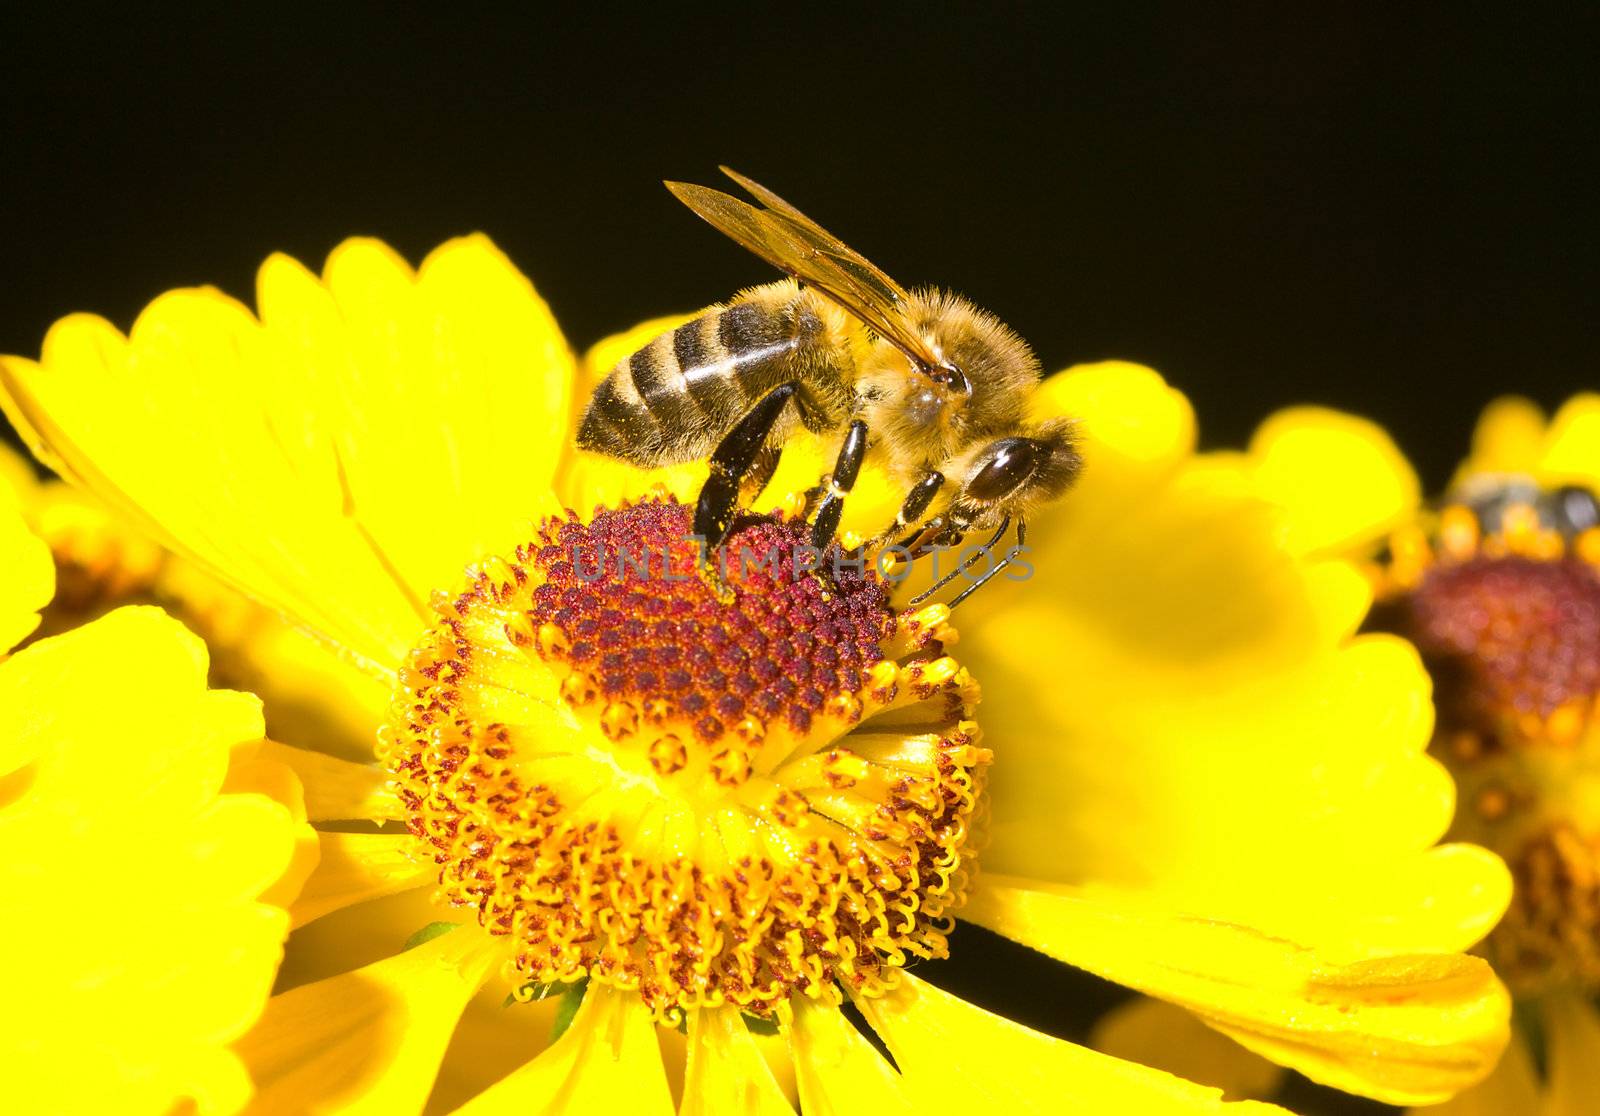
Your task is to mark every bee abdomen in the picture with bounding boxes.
[577,291,821,465]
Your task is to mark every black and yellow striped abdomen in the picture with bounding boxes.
[577,281,850,465]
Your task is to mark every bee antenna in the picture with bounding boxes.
[947,520,1028,610]
[909,515,1011,607]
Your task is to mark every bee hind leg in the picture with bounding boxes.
[741,443,784,503]
[694,382,800,567]
[808,420,869,550]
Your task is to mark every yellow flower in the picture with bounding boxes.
[0,473,311,1113]
[2,446,391,762]
[0,236,1510,1112]
[1193,397,1600,1112]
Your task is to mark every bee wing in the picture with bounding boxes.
[717,167,914,302]
[665,176,942,372]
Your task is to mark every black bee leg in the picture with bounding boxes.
[866,470,945,553]
[741,443,783,502]
[893,515,940,553]
[798,484,826,518]
[809,420,869,550]
[910,515,1011,606]
[948,520,1028,610]
[695,382,799,562]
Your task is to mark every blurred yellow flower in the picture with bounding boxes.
[0,476,310,1114]
[0,237,1511,1112]
[1188,397,1600,1113]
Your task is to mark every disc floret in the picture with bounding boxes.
[382,497,988,1020]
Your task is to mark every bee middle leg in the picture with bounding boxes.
[808,419,869,550]
[695,381,800,562]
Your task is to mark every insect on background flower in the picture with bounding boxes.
[0,236,1514,1113]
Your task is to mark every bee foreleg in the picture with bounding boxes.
[849,470,947,566]
[694,382,800,562]
[892,516,946,557]
[871,470,945,551]
[809,420,869,550]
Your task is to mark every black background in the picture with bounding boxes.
[5,6,1593,1111]
[4,7,1598,488]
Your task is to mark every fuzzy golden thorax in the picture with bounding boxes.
[854,288,1044,481]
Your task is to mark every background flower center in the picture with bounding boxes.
[1376,488,1600,994]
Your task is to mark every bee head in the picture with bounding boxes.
[948,418,1082,530]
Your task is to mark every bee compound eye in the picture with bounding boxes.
[965,438,1041,502]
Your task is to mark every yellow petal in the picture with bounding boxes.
[0,606,295,1116]
[972,457,1450,893]
[1092,997,1283,1101]
[558,449,707,519]
[964,399,1509,956]
[1246,406,1421,554]
[1543,994,1600,1116]
[0,235,575,673]
[1406,1027,1540,1115]
[423,982,562,1115]
[275,886,446,994]
[1292,842,1511,956]
[237,926,499,1115]
[1452,395,1547,485]
[0,440,39,499]
[1301,557,1376,644]
[1,303,410,672]
[450,984,673,1116]
[256,739,404,822]
[160,557,394,762]
[0,491,52,654]
[856,972,1289,1114]
[1034,360,1196,479]
[963,876,1511,1105]
[1016,357,1198,543]
[288,832,433,928]
[787,995,915,1116]
[223,739,320,911]
[681,1007,794,1116]
[284,238,574,621]
[1537,392,1600,490]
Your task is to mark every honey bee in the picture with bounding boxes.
[576,168,1082,605]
